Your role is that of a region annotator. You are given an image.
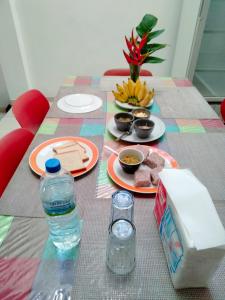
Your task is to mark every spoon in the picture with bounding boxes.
[104,145,119,156]
[115,124,133,142]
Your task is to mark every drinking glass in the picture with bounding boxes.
[111,190,134,223]
[106,219,136,275]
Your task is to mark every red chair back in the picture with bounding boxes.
[12,89,50,134]
[220,99,225,122]
[104,69,152,76]
[0,128,34,196]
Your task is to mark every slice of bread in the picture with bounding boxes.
[55,150,86,172]
[53,141,89,162]
[53,141,77,152]
[61,144,89,162]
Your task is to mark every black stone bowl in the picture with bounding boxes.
[133,119,155,139]
[132,108,150,120]
[118,148,144,174]
[114,112,134,132]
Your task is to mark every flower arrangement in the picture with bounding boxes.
[123,14,166,81]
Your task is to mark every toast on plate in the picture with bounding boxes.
[53,141,89,162]
[55,150,86,172]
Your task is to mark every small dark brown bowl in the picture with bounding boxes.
[132,108,150,120]
[134,119,155,139]
[118,148,144,174]
[114,113,134,132]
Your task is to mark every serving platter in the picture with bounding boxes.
[107,115,165,143]
[115,97,154,110]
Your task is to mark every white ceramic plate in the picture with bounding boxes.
[107,146,178,194]
[115,97,154,110]
[57,94,103,113]
[107,115,165,143]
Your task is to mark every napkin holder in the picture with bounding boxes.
[154,169,225,289]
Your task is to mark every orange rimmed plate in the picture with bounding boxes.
[107,146,178,194]
[29,136,99,177]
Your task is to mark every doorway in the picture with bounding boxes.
[193,0,225,103]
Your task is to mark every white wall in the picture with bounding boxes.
[2,0,183,97]
[0,0,28,100]
[0,64,10,108]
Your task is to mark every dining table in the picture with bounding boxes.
[0,75,225,300]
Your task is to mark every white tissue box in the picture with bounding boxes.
[154,169,225,289]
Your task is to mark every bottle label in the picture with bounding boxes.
[43,199,75,216]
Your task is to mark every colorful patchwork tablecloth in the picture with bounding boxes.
[96,91,224,200]
[0,76,224,300]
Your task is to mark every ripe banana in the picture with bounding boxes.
[112,79,154,107]
[142,82,148,100]
[112,91,127,103]
[122,81,130,97]
[116,83,129,99]
[137,85,145,101]
[134,79,141,98]
[140,92,151,107]
[128,78,135,97]
[149,88,155,99]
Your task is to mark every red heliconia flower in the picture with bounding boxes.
[123,30,148,66]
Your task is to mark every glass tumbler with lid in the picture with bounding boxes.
[106,219,136,275]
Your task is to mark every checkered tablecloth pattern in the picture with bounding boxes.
[0,76,224,299]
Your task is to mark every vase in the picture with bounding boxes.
[129,64,140,82]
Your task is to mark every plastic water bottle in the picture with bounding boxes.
[40,158,82,250]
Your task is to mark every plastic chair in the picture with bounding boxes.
[12,89,50,134]
[104,69,152,76]
[0,128,34,196]
[220,99,225,122]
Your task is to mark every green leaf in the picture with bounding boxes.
[136,14,158,37]
[147,29,165,42]
[144,56,165,64]
[142,43,166,54]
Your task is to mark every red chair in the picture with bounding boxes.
[220,99,225,122]
[12,89,50,134]
[0,128,34,196]
[104,69,152,76]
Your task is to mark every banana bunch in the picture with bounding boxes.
[112,78,154,107]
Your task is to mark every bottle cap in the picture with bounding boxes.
[45,158,61,173]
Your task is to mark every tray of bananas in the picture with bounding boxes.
[112,78,154,109]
